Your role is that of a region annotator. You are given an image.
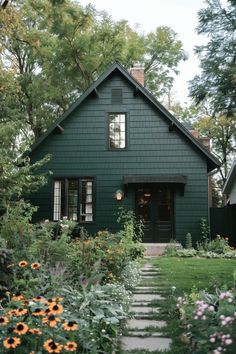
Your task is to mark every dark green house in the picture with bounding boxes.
[28,62,220,244]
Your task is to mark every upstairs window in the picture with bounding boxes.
[53,178,94,222]
[108,113,126,149]
[111,88,123,104]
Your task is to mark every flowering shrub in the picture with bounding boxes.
[0,260,131,353]
[164,236,235,258]
[0,292,80,353]
[197,235,232,254]
[177,288,236,354]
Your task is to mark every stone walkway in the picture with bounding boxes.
[121,262,172,352]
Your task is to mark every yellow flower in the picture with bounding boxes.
[62,321,78,331]
[48,302,63,315]
[64,342,78,351]
[31,262,41,270]
[3,337,21,349]
[13,322,28,335]
[42,315,61,328]
[43,339,63,353]
[0,316,9,326]
[15,308,28,316]
[18,261,28,267]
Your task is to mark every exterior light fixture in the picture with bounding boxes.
[115,190,124,201]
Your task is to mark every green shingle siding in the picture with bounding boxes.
[30,72,209,243]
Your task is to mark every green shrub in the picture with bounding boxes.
[0,247,13,295]
[197,235,230,254]
[164,240,183,256]
[185,232,192,249]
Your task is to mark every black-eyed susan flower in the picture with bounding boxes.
[62,321,78,331]
[6,263,14,269]
[64,342,77,351]
[48,302,63,315]
[13,322,28,335]
[52,297,64,302]
[31,262,41,270]
[32,308,45,316]
[18,260,28,267]
[0,316,9,326]
[12,293,24,301]
[34,296,45,302]
[7,309,18,317]
[43,339,63,353]
[15,308,28,316]
[3,337,21,349]
[42,315,61,328]
[29,328,42,335]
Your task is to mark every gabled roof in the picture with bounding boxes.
[29,61,220,172]
[222,160,236,194]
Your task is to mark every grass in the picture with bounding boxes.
[121,257,236,354]
[154,257,236,294]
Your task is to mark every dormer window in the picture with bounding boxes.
[108,113,126,149]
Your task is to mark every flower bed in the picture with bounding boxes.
[177,287,236,354]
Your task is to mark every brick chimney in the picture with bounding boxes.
[129,63,145,86]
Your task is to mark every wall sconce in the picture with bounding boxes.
[115,189,124,201]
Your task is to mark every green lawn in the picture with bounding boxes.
[154,257,236,294]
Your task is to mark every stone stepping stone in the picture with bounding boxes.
[140,275,159,279]
[133,293,164,302]
[135,286,161,290]
[129,306,160,314]
[121,336,172,351]
[127,319,167,330]
[127,331,164,337]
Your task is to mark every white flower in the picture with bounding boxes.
[225,338,233,345]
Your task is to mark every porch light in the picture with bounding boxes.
[115,189,124,201]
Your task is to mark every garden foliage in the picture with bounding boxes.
[0,206,144,353]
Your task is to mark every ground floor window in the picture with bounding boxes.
[53,178,94,222]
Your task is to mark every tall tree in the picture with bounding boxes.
[194,114,236,179]
[0,0,186,142]
[189,0,236,116]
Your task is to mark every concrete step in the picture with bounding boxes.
[127,319,167,330]
[133,293,164,302]
[129,306,160,314]
[127,331,164,337]
[144,243,169,256]
[121,336,172,351]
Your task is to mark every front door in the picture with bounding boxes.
[136,186,174,243]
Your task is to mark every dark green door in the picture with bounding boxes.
[136,186,174,243]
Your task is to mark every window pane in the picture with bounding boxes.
[68,180,78,221]
[109,114,126,149]
[80,180,93,222]
[53,181,61,221]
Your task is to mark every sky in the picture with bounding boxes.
[79,0,208,104]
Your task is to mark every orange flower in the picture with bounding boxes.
[64,342,77,351]
[62,321,78,331]
[6,263,14,269]
[48,302,63,315]
[12,293,24,301]
[15,308,28,316]
[43,339,63,353]
[42,315,61,328]
[18,261,28,267]
[7,309,18,317]
[32,308,45,316]
[13,322,28,335]
[3,337,21,349]
[34,296,45,302]
[0,316,9,326]
[29,328,42,335]
[31,262,41,270]
[52,297,64,302]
